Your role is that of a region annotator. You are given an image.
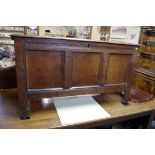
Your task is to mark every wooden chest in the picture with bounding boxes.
[11,35,138,119]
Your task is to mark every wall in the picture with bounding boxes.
[38,26,92,39]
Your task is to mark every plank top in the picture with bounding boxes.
[11,34,140,47]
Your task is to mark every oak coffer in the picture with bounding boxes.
[11,35,138,120]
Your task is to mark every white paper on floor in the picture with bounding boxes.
[53,95,111,126]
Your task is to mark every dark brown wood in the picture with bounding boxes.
[0,66,17,89]
[72,52,100,86]
[11,35,138,119]
[28,84,126,101]
[26,51,63,89]
[14,39,30,119]
[101,53,109,85]
[106,54,131,84]
[63,51,72,89]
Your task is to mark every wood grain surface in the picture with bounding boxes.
[0,89,154,129]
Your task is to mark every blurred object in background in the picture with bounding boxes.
[0,45,15,68]
[100,26,110,41]
[26,26,38,36]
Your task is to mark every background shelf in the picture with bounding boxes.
[0,26,25,47]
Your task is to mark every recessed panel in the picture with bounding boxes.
[26,51,62,89]
[106,54,131,84]
[72,52,100,86]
